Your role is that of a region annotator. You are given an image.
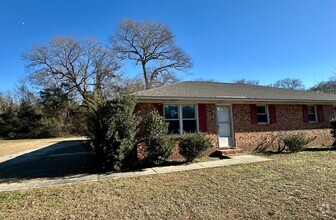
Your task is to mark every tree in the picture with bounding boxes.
[310,77,336,94]
[110,19,192,90]
[38,87,88,136]
[14,78,37,104]
[0,105,20,138]
[16,102,42,137]
[38,87,69,119]
[153,72,179,88]
[123,73,179,93]
[192,78,219,83]
[87,94,140,171]
[122,75,146,93]
[23,36,120,102]
[0,91,14,113]
[232,79,260,85]
[271,78,305,90]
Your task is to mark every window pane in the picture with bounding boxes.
[308,114,316,122]
[167,120,180,134]
[257,106,266,114]
[164,105,179,119]
[182,120,197,133]
[182,105,195,118]
[257,115,268,123]
[308,106,315,114]
[217,106,230,123]
[218,123,231,137]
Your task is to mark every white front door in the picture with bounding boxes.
[216,105,233,148]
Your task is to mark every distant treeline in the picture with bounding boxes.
[0,87,87,139]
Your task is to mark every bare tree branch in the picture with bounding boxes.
[232,79,260,85]
[23,36,121,101]
[271,78,305,90]
[110,19,192,89]
[310,76,336,93]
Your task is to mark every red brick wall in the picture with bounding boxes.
[206,104,217,135]
[135,103,161,136]
[137,103,334,155]
[135,103,158,116]
[232,104,334,151]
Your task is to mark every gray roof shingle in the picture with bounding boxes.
[137,81,336,103]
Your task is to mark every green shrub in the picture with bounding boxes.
[330,118,336,127]
[330,118,336,138]
[38,117,64,137]
[143,111,174,165]
[16,102,42,137]
[179,133,213,162]
[145,135,175,165]
[282,134,309,153]
[87,94,140,171]
[66,104,88,136]
[0,102,43,139]
[0,107,20,139]
[144,111,169,137]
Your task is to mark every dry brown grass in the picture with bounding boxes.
[0,150,335,219]
[0,137,86,156]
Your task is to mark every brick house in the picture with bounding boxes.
[136,81,336,152]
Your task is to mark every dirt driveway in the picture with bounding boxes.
[0,138,97,183]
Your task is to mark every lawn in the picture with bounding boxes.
[0,150,335,219]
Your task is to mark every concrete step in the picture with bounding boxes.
[217,148,245,157]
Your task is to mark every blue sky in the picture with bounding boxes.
[0,0,336,91]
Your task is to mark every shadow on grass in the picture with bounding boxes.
[303,147,336,152]
[0,140,233,183]
[123,152,230,172]
[252,146,336,156]
[0,140,100,183]
[208,151,231,159]
[252,151,289,156]
[122,161,187,172]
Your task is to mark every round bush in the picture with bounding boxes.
[283,133,309,153]
[146,135,175,165]
[179,133,212,162]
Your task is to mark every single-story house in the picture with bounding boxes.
[136,81,336,152]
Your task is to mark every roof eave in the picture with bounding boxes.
[137,96,336,104]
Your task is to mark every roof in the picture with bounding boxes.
[137,81,336,103]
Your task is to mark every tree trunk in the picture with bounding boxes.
[142,62,151,90]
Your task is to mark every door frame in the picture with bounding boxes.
[216,104,235,148]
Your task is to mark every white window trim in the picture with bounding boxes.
[163,104,199,135]
[308,105,318,123]
[257,105,270,124]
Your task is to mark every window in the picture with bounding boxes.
[164,105,180,134]
[308,106,317,122]
[164,104,198,134]
[182,105,197,133]
[256,106,269,124]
